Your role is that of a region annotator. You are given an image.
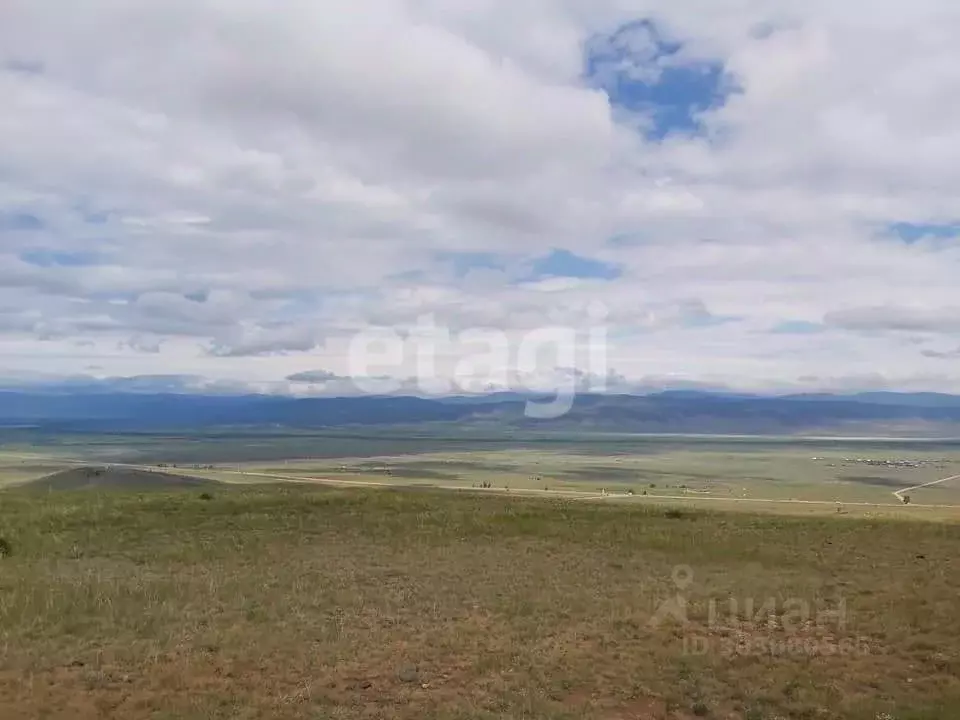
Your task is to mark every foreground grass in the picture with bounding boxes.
[1,487,959,719]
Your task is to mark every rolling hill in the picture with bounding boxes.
[23,467,220,491]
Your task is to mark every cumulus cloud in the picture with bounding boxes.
[0,373,256,395]
[922,347,960,360]
[2,1,960,393]
[825,306,960,333]
[286,370,339,384]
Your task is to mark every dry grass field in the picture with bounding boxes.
[5,440,960,520]
[242,446,960,494]
[2,485,960,719]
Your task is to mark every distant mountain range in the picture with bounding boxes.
[4,389,960,437]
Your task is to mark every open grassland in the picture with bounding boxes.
[1,486,959,719]
[240,447,960,500]
[0,452,76,488]
[5,433,960,519]
[5,428,960,468]
[231,445,960,519]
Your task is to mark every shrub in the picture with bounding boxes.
[0,537,11,557]
[199,492,214,501]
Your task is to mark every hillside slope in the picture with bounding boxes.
[24,467,220,491]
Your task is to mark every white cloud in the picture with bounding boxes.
[826,306,960,333]
[2,1,960,393]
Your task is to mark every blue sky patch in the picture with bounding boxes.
[771,321,825,335]
[583,19,739,140]
[527,249,622,281]
[20,249,103,268]
[889,221,960,244]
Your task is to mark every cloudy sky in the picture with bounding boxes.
[2,0,960,396]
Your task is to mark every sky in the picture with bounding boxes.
[2,0,960,396]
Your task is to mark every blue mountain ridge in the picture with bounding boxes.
[3,390,960,435]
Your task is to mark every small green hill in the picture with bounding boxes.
[25,466,219,491]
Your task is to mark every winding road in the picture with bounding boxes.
[892,473,960,503]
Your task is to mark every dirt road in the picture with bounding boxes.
[893,473,960,503]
